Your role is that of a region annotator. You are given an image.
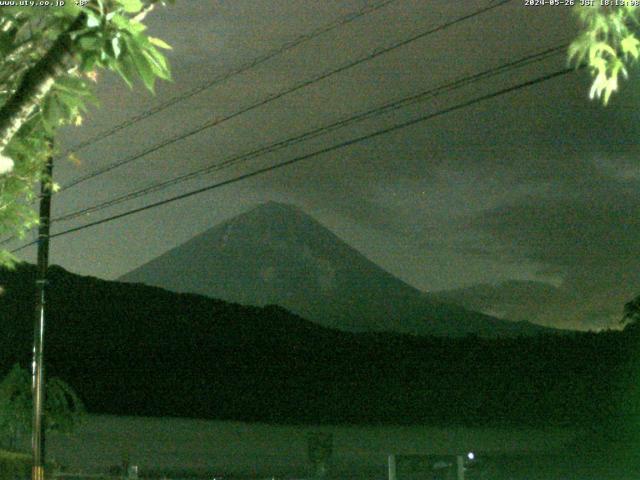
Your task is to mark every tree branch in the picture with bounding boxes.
[0,14,86,156]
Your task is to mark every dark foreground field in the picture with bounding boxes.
[30,415,580,478]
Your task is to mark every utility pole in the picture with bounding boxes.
[32,143,53,480]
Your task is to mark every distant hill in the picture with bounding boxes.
[0,263,637,428]
[120,202,555,337]
[432,280,561,321]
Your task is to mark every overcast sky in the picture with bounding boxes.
[9,0,640,331]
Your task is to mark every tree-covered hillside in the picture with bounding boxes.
[0,263,638,434]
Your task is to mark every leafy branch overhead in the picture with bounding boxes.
[0,0,173,267]
[569,5,640,104]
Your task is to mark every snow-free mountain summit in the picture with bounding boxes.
[120,202,553,337]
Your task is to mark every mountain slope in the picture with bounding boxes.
[120,202,552,337]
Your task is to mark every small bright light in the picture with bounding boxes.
[467,452,475,460]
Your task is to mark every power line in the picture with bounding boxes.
[53,44,566,224]
[11,66,576,253]
[58,0,400,159]
[58,0,513,192]
[0,0,515,248]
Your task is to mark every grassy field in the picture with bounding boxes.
[32,415,580,478]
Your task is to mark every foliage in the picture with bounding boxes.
[623,294,640,325]
[0,363,85,451]
[569,5,640,104]
[0,448,59,480]
[0,448,31,480]
[0,0,173,267]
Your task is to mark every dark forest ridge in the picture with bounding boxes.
[120,201,559,337]
[0,263,638,431]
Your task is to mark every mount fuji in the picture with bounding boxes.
[120,202,555,337]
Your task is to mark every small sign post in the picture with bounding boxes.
[388,454,397,480]
[456,455,465,480]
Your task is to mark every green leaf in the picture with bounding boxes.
[78,35,101,51]
[590,56,607,74]
[589,41,617,62]
[589,70,607,100]
[56,91,80,111]
[55,75,89,96]
[111,36,122,58]
[141,47,171,80]
[621,34,640,59]
[79,51,100,71]
[602,77,618,105]
[86,11,101,29]
[109,13,130,30]
[124,36,156,91]
[51,2,82,18]
[116,0,144,13]
[43,94,63,130]
[113,56,138,88]
[611,57,627,81]
[148,36,172,50]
